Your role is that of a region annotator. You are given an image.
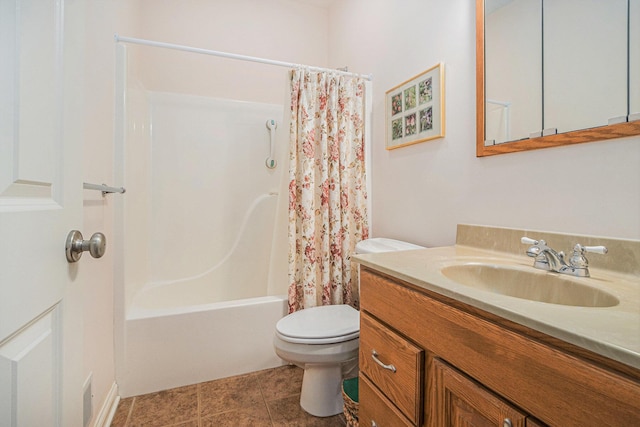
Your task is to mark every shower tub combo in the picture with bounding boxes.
[115,76,289,396]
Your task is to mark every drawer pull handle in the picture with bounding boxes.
[503,419,512,427]
[371,350,396,373]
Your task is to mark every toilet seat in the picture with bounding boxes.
[276,305,359,344]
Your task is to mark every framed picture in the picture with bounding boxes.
[385,63,445,150]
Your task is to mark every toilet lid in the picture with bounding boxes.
[276,305,360,344]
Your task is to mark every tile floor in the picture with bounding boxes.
[110,365,348,427]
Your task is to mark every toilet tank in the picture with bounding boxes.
[355,237,425,254]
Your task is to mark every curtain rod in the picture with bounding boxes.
[114,34,373,81]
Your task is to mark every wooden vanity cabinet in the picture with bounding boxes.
[358,267,640,427]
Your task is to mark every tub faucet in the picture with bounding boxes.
[521,237,607,278]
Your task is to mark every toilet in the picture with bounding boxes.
[273,237,425,417]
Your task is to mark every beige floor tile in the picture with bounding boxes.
[160,421,198,427]
[110,397,133,427]
[199,372,264,418]
[126,385,198,426]
[267,395,345,427]
[200,401,273,426]
[255,365,304,401]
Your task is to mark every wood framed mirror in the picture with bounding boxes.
[476,0,640,157]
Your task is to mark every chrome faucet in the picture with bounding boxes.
[521,237,607,278]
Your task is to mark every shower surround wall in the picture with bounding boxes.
[115,51,289,396]
[141,93,285,310]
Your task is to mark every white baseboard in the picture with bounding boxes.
[93,382,120,427]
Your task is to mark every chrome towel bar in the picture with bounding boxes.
[83,182,126,197]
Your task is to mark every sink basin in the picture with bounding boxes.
[440,263,619,307]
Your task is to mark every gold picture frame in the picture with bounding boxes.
[385,63,445,150]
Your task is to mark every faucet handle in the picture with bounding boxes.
[580,245,608,255]
[569,244,608,276]
[521,237,550,250]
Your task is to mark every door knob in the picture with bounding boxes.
[65,230,106,263]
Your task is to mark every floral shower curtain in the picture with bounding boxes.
[287,68,369,313]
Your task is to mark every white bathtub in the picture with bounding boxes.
[119,293,288,397]
[118,190,288,397]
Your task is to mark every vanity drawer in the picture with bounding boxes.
[359,374,414,427]
[359,312,423,425]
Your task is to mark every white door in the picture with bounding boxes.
[0,1,84,426]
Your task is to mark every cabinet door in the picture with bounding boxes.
[432,358,527,427]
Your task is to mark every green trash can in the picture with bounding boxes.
[342,377,359,426]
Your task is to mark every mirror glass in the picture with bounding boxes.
[544,0,627,134]
[632,0,640,115]
[485,0,541,144]
[478,0,640,156]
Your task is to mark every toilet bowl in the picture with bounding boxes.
[274,304,359,417]
[274,238,425,417]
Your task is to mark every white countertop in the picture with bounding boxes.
[353,245,640,370]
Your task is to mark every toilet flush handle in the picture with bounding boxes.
[371,350,397,373]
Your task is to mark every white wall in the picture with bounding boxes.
[328,0,640,245]
[81,1,139,425]
[136,0,330,104]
